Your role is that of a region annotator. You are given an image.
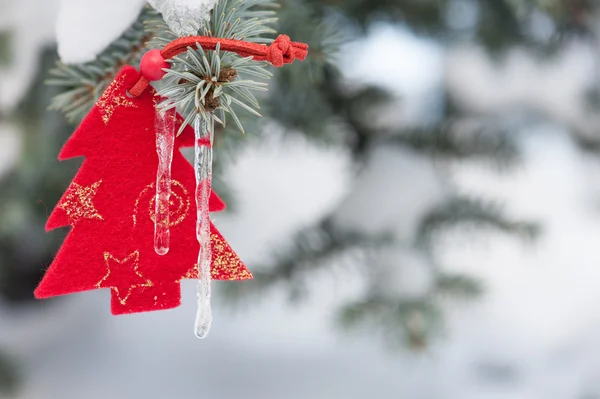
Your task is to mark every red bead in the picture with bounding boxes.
[140,49,170,81]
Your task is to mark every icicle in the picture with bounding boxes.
[193,113,213,339]
[154,108,176,256]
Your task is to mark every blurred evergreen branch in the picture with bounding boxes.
[0,31,10,66]
[386,119,522,168]
[0,351,18,396]
[337,271,478,349]
[338,295,444,350]
[435,273,483,299]
[416,195,540,249]
[222,219,392,302]
[222,193,529,346]
[337,269,480,349]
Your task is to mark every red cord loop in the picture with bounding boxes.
[131,34,308,97]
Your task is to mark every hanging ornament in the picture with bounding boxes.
[130,34,307,338]
[35,67,252,315]
[36,1,308,337]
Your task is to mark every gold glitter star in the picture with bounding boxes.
[58,181,104,225]
[96,251,153,305]
[96,73,137,125]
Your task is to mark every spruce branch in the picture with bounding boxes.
[416,195,540,250]
[219,215,480,349]
[0,31,10,66]
[156,0,278,135]
[338,296,443,350]
[386,120,522,169]
[47,7,157,123]
[336,273,481,348]
[435,273,483,299]
[276,0,342,83]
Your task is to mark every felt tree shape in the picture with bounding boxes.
[35,66,251,315]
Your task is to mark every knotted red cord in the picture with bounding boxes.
[129,34,308,97]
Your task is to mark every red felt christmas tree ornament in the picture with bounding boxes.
[35,10,308,338]
[35,67,252,315]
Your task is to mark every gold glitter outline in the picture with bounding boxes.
[96,250,153,305]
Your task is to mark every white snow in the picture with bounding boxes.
[148,0,217,37]
[331,145,446,239]
[56,0,146,64]
[342,24,444,128]
[342,24,443,96]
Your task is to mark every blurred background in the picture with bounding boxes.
[3,0,600,398]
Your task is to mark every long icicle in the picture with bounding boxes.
[194,112,213,339]
[154,108,176,256]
